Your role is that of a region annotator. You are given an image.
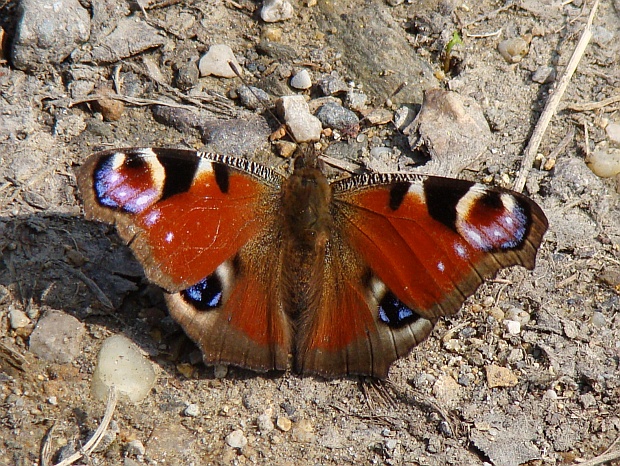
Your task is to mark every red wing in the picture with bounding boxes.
[78,148,292,371]
[296,174,547,378]
[333,174,548,320]
[77,148,283,291]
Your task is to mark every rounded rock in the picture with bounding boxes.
[498,37,529,63]
[91,335,156,403]
[290,69,312,90]
[225,429,248,449]
[261,0,294,23]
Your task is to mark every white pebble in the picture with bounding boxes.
[91,335,156,403]
[261,0,294,23]
[9,306,30,329]
[225,429,248,449]
[199,44,241,78]
[184,403,200,417]
[503,319,521,335]
[586,147,620,178]
[606,122,620,145]
[290,69,312,90]
[277,95,322,142]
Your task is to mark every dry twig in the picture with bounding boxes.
[513,0,599,193]
[45,388,118,466]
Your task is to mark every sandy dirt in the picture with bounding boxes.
[1,1,619,465]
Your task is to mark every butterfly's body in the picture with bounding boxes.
[78,147,548,378]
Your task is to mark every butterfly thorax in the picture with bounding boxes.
[280,165,333,320]
[281,166,332,249]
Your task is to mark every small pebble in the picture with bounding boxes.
[273,140,297,158]
[292,419,315,443]
[277,95,322,142]
[543,389,558,400]
[48,396,58,406]
[498,37,529,63]
[532,66,556,84]
[317,74,348,95]
[184,403,200,417]
[93,95,125,122]
[482,296,495,308]
[505,307,531,325]
[586,147,620,178]
[346,90,368,112]
[487,307,505,321]
[385,439,398,450]
[257,413,275,433]
[315,102,360,132]
[580,393,596,409]
[9,306,31,329]
[365,108,393,125]
[261,0,294,22]
[290,69,312,90]
[485,364,518,388]
[126,439,146,457]
[199,44,240,78]
[276,416,292,432]
[503,319,521,335]
[225,429,248,449]
[213,364,229,378]
[91,335,156,403]
[237,85,271,110]
[29,310,85,364]
[590,311,606,328]
[606,122,620,145]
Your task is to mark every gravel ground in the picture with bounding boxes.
[1,1,619,465]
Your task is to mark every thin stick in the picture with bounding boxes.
[57,261,114,310]
[566,94,620,112]
[513,0,599,193]
[53,388,118,466]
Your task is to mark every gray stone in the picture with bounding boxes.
[315,102,360,132]
[317,74,348,96]
[80,18,165,63]
[11,0,90,70]
[126,439,146,457]
[29,310,85,364]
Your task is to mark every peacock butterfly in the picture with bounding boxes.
[77,145,548,378]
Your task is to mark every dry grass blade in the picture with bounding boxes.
[50,388,118,466]
[574,436,620,465]
[513,0,600,193]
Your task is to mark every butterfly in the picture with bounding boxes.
[77,146,548,378]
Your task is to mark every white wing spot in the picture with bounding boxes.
[455,243,468,259]
[437,261,445,272]
[144,210,161,226]
[164,232,174,243]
